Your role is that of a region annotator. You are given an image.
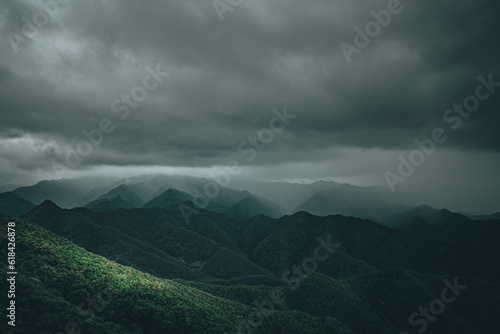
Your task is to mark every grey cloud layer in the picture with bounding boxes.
[0,0,499,170]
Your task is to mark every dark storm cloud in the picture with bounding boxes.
[0,0,499,170]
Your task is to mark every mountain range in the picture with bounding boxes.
[3,175,497,227]
[2,198,499,333]
[1,175,499,333]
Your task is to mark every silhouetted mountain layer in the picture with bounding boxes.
[231,180,342,212]
[78,181,286,220]
[11,177,117,208]
[0,192,35,216]
[141,188,193,209]
[84,184,147,209]
[222,195,285,219]
[84,195,140,212]
[294,183,409,223]
[460,211,500,221]
[390,205,500,243]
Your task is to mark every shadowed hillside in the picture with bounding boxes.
[2,213,499,333]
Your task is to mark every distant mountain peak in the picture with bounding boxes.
[160,188,187,196]
[40,199,60,208]
[236,195,260,205]
[222,194,285,219]
[294,184,408,223]
[24,199,62,215]
[141,187,192,209]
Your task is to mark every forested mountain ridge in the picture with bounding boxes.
[2,214,500,333]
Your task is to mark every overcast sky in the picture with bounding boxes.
[0,0,499,214]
